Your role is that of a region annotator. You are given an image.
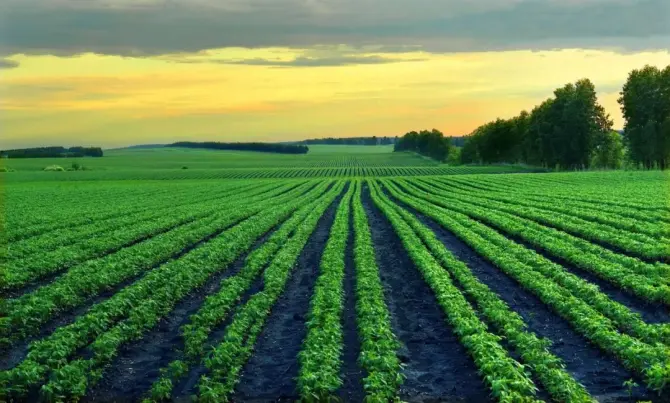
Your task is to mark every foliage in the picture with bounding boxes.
[166,141,309,154]
[1,147,103,159]
[463,79,613,169]
[1,170,668,402]
[298,136,395,145]
[394,129,452,162]
[618,64,670,169]
[591,131,625,169]
[445,147,462,165]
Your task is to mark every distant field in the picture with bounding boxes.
[2,147,668,402]
[1,145,428,171]
[0,145,541,182]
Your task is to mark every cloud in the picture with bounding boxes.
[0,58,19,68]
[168,55,426,67]
[0,0,668,57]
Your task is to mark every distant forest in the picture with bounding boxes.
[296,136,467,147]
[296,136,396,145]
[166,141,309,154]
[0,147,104,159]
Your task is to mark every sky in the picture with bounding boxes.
[1,0,669,149]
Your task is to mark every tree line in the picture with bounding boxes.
[297,136,396,145]
[0,147,104,159]
[166,141,309,154]
[394,129,452,162]
[459,64,669,170]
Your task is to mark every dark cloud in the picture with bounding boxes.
[0,58,19,68]
[0,0,667,57]
[169,55,426,67]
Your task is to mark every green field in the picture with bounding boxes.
[1,148,669,402]
[0,146,541,182]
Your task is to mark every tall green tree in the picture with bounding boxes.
[394,129,452,162]
[546,79,613,169]
[618,64,670,169]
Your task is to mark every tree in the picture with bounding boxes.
[618,64,670,169]
[544,79,612,169]
[591,131,624,169]
[460,134,482,164]
[394,129,451,162]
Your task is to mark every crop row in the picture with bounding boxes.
[416,178,667,260]
[4,181,260,241]
[2,182,304,292]
[386,179,670,345]
[435,178,668,237]
[0,182,321,346]
[348,180,404,402]
[368,182,542,402]
[297,183,354,400]
[397,179,670,301]
[5,181,283,261]
[0,182,328,401]
[193,185,351,402]
[142,181,344,402]
[381,179,670,393]
[369,181,593,402]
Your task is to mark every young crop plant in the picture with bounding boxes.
[381,179,670,394]
[368,181,594,403]
[297,182,354,400]
[141,181,345,402]
[350,180,404,403]
[397,179,670,304]
[365,180,541,402]
[0,182,329,401]
[195,184,352,402]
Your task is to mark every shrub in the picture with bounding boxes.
[44,165,65,171]
[0,166,14,172]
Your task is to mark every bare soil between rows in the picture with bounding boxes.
[362,184,492,403]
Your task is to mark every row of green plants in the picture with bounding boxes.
[349,180,404,402]
[382,180,670,393]
[368,183,543,402]
[193,186,354,402]
[416,178,666,260]
[297,184,354,400]
[142,181,342,402]
[5,182,282,262]
[433,177,668,238]
[369,180,593,402]
[0,183,328,401]
[0,182,312,346]
[400,179,670,299]
[3,182,304,291]
[5,181,260,241]
[467,173,670,212]
[386,179,670,346]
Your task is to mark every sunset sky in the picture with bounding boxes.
[1,0,669,149]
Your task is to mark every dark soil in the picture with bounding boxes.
[338,201,365,402]
[0,213,255,372]
[401,180,670,324]
[82,219,281,403]
[361,184,491,403]
[233,189,342,402]
[170,183,334,399]
[400,201,658,402]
